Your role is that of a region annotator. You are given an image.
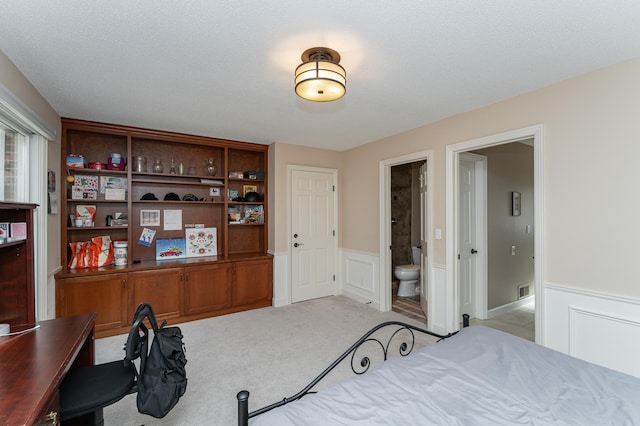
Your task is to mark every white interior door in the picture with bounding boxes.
[459,155,477,319]
[290,168,337,303]
[419,162,428,317]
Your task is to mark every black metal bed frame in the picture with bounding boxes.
[237,316,469,426]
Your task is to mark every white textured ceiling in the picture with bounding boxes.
[1,1,639,151]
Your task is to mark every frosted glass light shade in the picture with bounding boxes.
[295,48,346,102]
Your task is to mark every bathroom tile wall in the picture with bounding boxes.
[391,163,413,270]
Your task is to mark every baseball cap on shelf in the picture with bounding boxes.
[163,192,180,201]
[140,193,158,200]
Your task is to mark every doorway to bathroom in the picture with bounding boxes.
[379,150,433,326]
[390,161,426,322]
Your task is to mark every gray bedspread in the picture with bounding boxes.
[253,326,640,425]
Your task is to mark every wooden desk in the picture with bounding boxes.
[0,313,95,425]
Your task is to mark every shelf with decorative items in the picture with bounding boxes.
[56,118,271,336]
[226,150,266,256]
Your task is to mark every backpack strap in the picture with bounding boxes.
[133,302,161,332]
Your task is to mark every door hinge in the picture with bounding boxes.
[333,275,336,281]
[333,185,335,192]
[457,253,461,260]
[333,230,335,236]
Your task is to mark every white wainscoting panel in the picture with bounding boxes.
[270,250,290,307]
[544,283,640,377]
[428,264,448,335]
[340,249,379,309]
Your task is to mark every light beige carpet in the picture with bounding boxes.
[469,302,535,341]
[97,295,439,425]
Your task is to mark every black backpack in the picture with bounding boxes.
[133,302,188,418]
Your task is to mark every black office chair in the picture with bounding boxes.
[59,309,149,425]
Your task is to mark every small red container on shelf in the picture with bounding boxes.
[88,162,107,170]
[107,152,125,170]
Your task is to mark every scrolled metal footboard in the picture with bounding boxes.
[237,320,456,426]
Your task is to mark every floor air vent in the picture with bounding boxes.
[518,284,530,299]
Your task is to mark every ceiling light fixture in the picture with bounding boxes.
[295,47,346,102]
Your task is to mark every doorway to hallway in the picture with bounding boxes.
[445,125,543,342]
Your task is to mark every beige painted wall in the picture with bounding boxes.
[269,142,343,252]
[337,57,640,299]
[0,49,61,278]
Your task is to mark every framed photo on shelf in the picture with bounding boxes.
[242,185,257,196]
[228,205,243,223]
[156,238,186,260]
[512,191,521,216]
[140,209,160,226]
[185,227,217,257]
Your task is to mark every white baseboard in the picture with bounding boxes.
[341,289,380,310]
[544,283,640,378]
[487,295,534,319]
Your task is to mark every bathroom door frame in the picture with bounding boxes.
[379,150,433,322]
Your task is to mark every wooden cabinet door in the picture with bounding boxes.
[184,263,232,315]
[128,268,183,322]
[232,258,273,307]
[56,274,128,333]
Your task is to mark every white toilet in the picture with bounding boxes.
[394,247,421,297]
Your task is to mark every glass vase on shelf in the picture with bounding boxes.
[169,159,177,174]
[205,158,217,176]
[134,156,147,173]
[151,159,164,173]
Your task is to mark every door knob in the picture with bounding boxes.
[471,249,478,254]
[293,233,298,238]
[294,242,304,247]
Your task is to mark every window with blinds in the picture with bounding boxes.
[0,122,28,201]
